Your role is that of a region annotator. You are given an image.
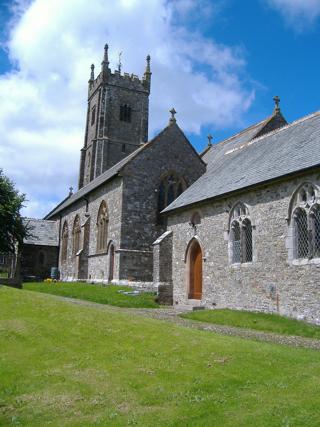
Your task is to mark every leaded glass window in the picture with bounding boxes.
[230,203,253,264]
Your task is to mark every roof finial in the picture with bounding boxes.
[118,51,122,73]
[169,107,177,124]
[69,186,73,197]
[101,43,109,73]
[90,64,95,81]
[273,95,280,113]
[207,134,213,147]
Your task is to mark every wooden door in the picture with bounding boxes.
[188,241,202,300]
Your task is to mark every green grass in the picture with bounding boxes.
[23,281,159,308]
[1,287,320,426]
[181,309,320,339]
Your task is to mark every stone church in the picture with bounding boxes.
[26,44,320,324]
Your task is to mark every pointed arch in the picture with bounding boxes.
[157,171,187,214]
[287,182,318,223]
[97,201,109,252]
[72,215,81,255]
[61,221,69,263]
[229,202,253,264]
[186,237,203,300]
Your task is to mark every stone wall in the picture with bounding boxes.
[59,177,123,282]
[21,245,58,280]
[58,124,205,285]
[153,231,173,304]
[167,170,320,324]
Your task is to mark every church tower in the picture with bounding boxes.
[78,44,151,189]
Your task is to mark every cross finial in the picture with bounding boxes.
[273,95,280,113]
[169,107,177,124]
[207,134,213,147]
[69,186,73,196]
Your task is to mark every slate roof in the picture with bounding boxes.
[44,146,144,218]
[45,122,202,219]
[23,218,59,246]
[164,111,320,213]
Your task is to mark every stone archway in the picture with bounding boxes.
[187,239,203,300]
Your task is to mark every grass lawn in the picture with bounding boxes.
[23,281,159,308]
[1,287,320,426]
[181,309,320,339]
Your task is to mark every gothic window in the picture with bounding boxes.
[157,173,187,214]
[290,183,320,260]
[293,208,309,259]
[310,205,320,258]
[120,104,131,123]
[230,203,253,264]
[97,201,109,252]
[91,106,96,126]
[72,215,81,255]
[61,221,68,263]
[122,143,126,153]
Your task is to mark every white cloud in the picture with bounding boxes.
[266,0,320,29]
[0,0,254,218]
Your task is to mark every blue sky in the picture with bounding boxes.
[0,0,320,217]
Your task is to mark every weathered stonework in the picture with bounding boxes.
[166,171,320,324]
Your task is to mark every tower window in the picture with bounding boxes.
[122,144,126,153]
[120,104,132,123]
[91,106,96,126]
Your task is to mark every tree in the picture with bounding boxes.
[0,169,29,254]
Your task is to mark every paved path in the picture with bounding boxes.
[54,295,320,350]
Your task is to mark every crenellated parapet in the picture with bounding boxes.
[88,45,151,97]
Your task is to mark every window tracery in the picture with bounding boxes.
[97,201,109,252]
[291,183,320,260]
[229,203,253,264]
[158,173,186,213]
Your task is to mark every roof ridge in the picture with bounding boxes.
[224,110,320,156]
[250,110,320,144]
[214,115,272,147]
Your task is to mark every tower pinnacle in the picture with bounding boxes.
[89,64,95,82]
[101,43,110,76]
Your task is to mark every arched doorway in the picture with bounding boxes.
[108,244,115,282]
[187,239,203,300]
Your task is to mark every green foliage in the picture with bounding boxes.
[23,281,159,308]
[1,287,320,426]
[181,309,320,339]
[0,169,28,254]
